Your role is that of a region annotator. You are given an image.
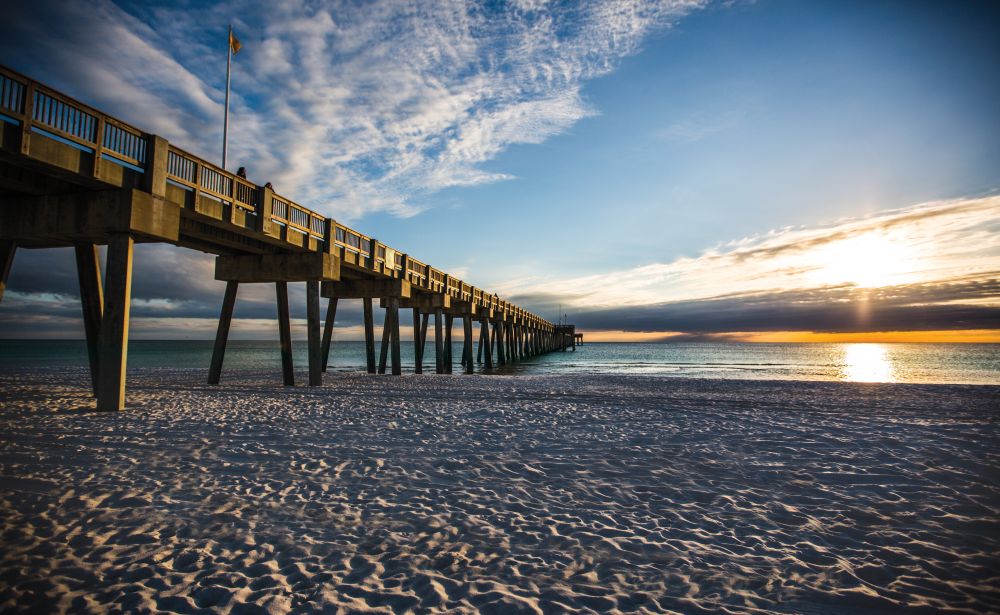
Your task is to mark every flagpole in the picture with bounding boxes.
[223,24,232,170]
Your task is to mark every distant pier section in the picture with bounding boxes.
[0,66,580,410]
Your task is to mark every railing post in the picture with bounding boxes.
[19,81,34,156]
[193,161,203,213]
[258,183,274,236]
[323,217,335,253]
[367,238,377,270]
[142,134,168,197]
[92,116,106,179]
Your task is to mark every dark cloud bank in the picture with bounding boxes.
[1,246,997,339]
[511,278,1000,337]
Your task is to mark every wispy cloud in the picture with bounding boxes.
[501,196,1000,308]
[0,0,704,220]
[658,108,745,142]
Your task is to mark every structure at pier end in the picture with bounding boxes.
[0,66,579,410]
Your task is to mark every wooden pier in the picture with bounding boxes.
[0,66,579,410]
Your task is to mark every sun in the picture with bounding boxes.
[809,232,919,288]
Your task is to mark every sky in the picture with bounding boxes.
[0,0,998,342]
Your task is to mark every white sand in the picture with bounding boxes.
[0,368,997,614]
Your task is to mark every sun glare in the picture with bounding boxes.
[809,232,919,288]
[841,344,896,382]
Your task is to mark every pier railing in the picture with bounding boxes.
[0,65,556,329]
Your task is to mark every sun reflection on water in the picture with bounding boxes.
[841,343,896,382]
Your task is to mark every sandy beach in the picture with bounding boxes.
[0,368,997,613]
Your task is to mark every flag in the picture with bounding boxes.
[229,29,242,55]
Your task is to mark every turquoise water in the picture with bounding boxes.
[0,340,996,384]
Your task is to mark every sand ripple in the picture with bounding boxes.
[1,368,998,613]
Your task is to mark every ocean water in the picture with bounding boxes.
[0,340,996,385]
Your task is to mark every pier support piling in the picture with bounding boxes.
[378,306,391,374]
[389,296,401,376]
[494,320,505,365]
[96,233,133,411]
[74,243,103,395]
[275,281,294,386]
[0,240,14,303]
[363,298,376,374]
[306,280,322,386]
[420,312,429,358]
[477,322,485,364]
[434,308,444,374]
[208,280,238,385]
[412,308,423,374]
[321,298,338,372]
[481,320,493,369]
[444,314,454,374]
[463,315,474,374]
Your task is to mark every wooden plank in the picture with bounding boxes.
[363,297,376,374]
[0,240,15,303]
[307,280,322,386]
[207,280,238,385]
[96,233,133,411]
[276,281,294,386]
[74,243,103,395]
[321,297,338,372]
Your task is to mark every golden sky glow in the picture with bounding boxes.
[727,330,1000,343]
[807,231,923,288]
[501,197,1000,309]
[575,329,1000,343]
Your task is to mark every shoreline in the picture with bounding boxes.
[2,364,999,389]
[1,369,998,613]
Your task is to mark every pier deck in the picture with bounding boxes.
[0,66,580,410]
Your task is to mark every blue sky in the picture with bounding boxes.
[1,0,998,340]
